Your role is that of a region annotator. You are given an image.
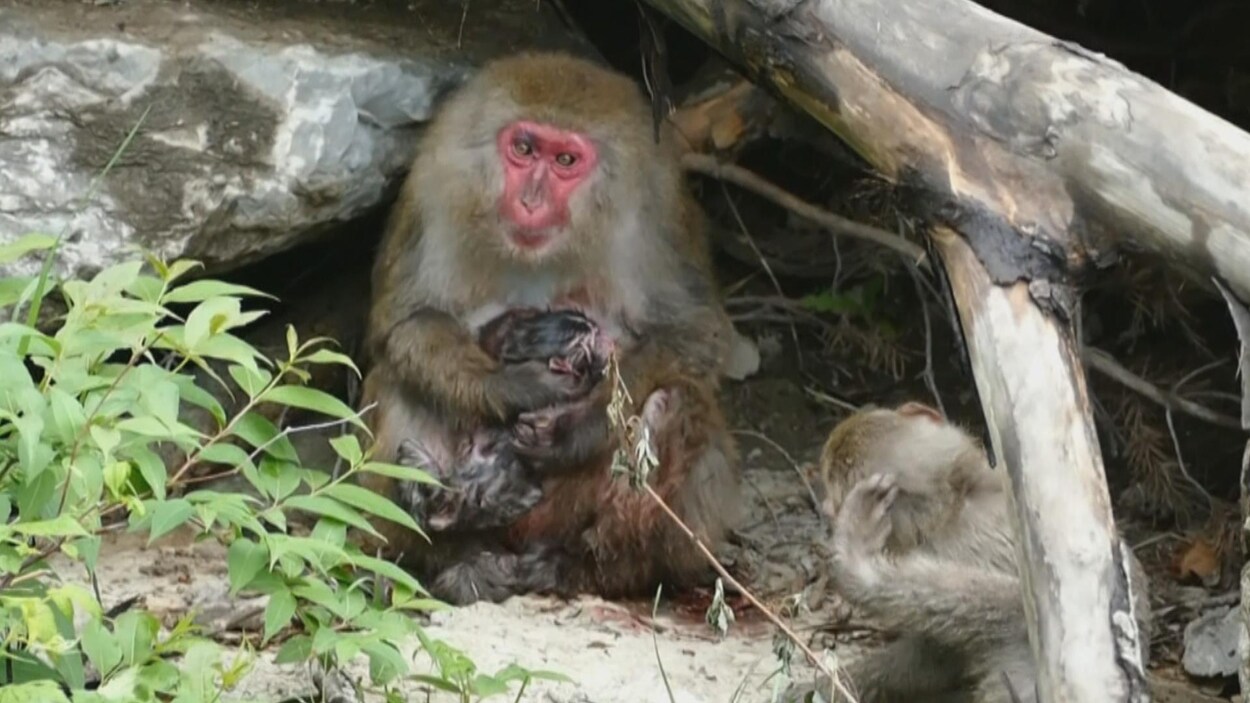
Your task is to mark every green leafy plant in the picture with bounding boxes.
[0,239,565,701]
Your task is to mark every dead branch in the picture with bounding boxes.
[645,0,1250,306]
[682,153,927,266]
[1083,348,1243,430]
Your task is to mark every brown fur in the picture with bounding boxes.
[356,52,741,605]
[789,403,1152,703]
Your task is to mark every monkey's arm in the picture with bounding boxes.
[382,308,590,420]
[832,474,1028,655]
[834,550,1028,654]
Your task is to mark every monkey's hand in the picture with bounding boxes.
[511,396,608,473]
[833,473,899,560]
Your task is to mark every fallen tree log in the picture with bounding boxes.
[934,227,1149,702]
[630,0,1250,700]
[641,0,1250,307]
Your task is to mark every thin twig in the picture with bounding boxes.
[1084,348,1243,430]
[683,153,928,267]
[456,0,470,48]
[719,182,805,372]
[641,482,855,702]
[1163,408,1215,513]
[908,264,945,417]
[802,386,861,414]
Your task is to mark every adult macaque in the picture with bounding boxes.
[357,52,741,605]
[789,403,1152,703]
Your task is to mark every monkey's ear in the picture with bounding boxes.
[896,401,944,422]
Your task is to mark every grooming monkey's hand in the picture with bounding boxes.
[835,473,899,558]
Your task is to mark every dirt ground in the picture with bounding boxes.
[48,368,1235,703]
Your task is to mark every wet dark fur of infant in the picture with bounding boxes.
[786,402,1152,703]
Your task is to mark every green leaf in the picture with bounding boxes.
[17,469,57,521]
[230,411,297,463]
[263,588,296,643]
[89,425,121,457]
[0,277,37,310]
[184,296,242,350]
[103,460,131,498]
[125,273,165,303]
[227,364,272,398]
[115,415,188,440]
[346,553,427,596]
[227,538,269,593]
[122,445,167,501]
[14,413,50,480]
[322,483,420,533]
[360,460,440,486]
[147,498,194,543]
[13,514,89,538]
[285,324,299,361]
[88,260,143,297]
[363,641,407,685]
[47,388,88,445]
[198,442,255,472]
[302,348,361,376]
[163,279,274,304]
[113,610,158,667]
[171,374,227,428]
[274,635,312,665]
[80,619,122,678]
[163,259,203,284]
[261,385,364,429]
[284,495,379,538]
[0,681,70,703]
[193,332,265,373]
[136,374,180,429]
[255,456,300,502]
[328,434,363,465]
[0,233,57,264]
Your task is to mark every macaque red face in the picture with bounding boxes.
[497,120,598,251]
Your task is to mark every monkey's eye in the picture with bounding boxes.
[555,152,577,167]
[512,139,534,157]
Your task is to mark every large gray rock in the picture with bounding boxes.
[1183,605,1243,678]
[0,0,589,280]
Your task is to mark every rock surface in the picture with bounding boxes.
[1183,605,1243,678]
[0,0,589,280]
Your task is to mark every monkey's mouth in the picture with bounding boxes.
[508,229,554,251]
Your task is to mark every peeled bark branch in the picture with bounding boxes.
[934,227,1149,702]
[642,0,1250,306]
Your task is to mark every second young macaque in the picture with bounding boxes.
[789,403,1152,703]
[356,51,741,605]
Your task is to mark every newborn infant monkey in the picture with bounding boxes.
[789,402,1152,703]
[396,308,608,533]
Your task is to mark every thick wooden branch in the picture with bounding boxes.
[933,227,1148,702]
[642,0,1250,306]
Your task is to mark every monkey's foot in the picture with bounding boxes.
[837,473,899,555]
